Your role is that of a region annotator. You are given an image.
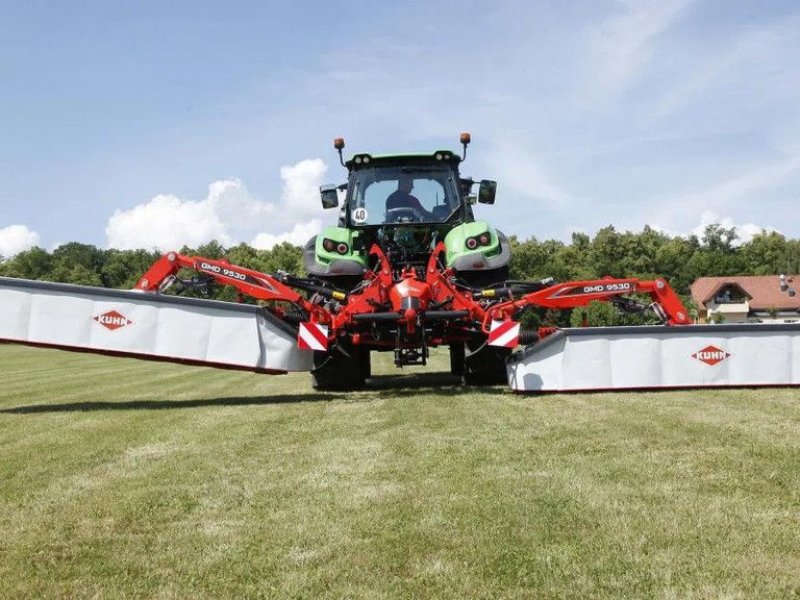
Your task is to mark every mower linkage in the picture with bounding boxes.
[134,245,691,364]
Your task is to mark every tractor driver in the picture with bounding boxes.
[385,174,434,221]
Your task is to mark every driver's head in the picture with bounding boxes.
[398,174,414,193]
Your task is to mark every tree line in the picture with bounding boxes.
[0,240,305,304]
[2,224,799,324]
[508,225,800,294]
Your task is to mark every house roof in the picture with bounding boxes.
[690,275,800,311]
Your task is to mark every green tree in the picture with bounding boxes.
[4,220,800,304]
[225,243,264,272]
[101,249,162,289]
[61,263,103,286]
[589,226,622,277]
[509,236,551,280]
[739,231,789,275]
[654,236,697,291]
[618,226,671,279]
[264,243,304,275]
[180,240,226,260]
[50,243,105,284]
[786,240,800,273]
[701,224,738,253]
[0,247,52,280]
[570,301,622,327]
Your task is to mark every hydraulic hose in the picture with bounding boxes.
[276,272,347,301]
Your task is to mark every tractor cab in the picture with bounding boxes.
[345,158,464,227]
[305,134,510,289]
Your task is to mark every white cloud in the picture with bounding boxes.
[587,0,692,102]
[206,178,277,232]
[280,159,328,214]
[251,219,322,250]
[651,210,778,245]
[106,193,227,251]
[104,159,328,251]
[0,225,41,259]
[690,210,778,246]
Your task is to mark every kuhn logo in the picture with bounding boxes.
[93,310,133,331]
[692,345,731,366]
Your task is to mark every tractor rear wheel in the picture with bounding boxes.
[464,343,509,386]
[311,343,367,391]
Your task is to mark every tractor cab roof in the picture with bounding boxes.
[345,151,462,171]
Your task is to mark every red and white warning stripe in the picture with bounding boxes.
[487,320,520,348]
[297,322,329,351]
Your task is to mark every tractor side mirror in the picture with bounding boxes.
[478,180,497,204]
[320,184,339,209]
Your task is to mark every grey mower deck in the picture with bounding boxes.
[0,277,312,373]
[507,323,800,392]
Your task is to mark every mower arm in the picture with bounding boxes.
[134,252,326,320]
[485,277,691,327]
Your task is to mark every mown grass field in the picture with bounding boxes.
[1,343,800,599]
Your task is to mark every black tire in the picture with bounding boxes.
[311,343,367,391]
[457,266,509,289]
[464,343,510,386]
[449,342,465,377]
[360,348,372,379]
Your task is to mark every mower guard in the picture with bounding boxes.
[507,323,800,392]
[0,277,312,373]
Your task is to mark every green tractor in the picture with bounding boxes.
[301,133,512,388]
[305,133,509,290]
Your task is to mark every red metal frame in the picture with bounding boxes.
[134,246,691,349]
[484,277,691,329]
[135,252,328,321]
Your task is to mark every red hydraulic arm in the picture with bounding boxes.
[328,243,485,323]
[134,252,329,322]
[483,277,691,329]
[132,247,691,353]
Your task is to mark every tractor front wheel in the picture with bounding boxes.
[311,344,368,391]
[463,343,509,386]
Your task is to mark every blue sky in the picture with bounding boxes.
[1,0,799,256]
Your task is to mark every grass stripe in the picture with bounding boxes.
[1,344,800,598]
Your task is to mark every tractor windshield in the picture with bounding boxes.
[348,165,461,227]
